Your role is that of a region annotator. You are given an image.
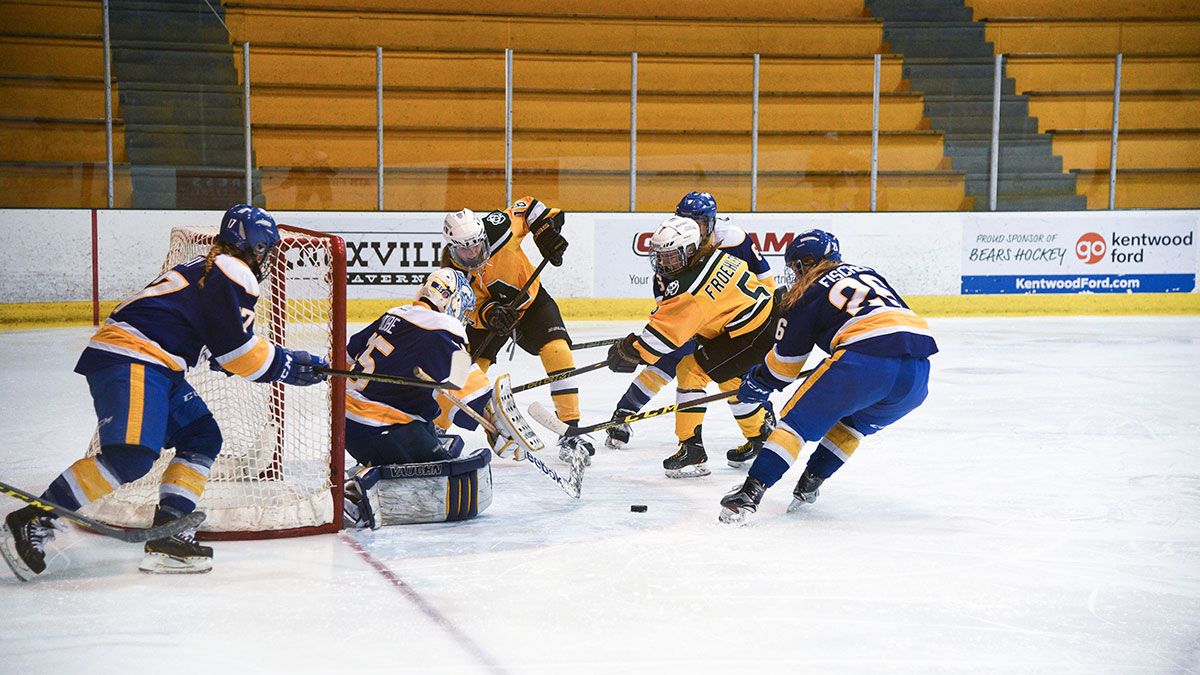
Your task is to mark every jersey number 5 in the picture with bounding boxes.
[827,274,900,316]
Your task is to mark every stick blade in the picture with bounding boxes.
[527,402,570,436]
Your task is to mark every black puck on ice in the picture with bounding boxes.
[630,504,648,513]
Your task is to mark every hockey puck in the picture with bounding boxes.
[630,504,648,513]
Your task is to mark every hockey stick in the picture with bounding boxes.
[474,256,552,360]
[0,480,206,543]
[512,359,607,393]
[528,365,818,438]
[570,337,620,351]
[414,370,585,499]
[316,367,461,390]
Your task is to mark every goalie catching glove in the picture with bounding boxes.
[606,333,643,373]
[479,300,521,334]
[525,198,568,266]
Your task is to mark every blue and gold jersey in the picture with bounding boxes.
[76,254,285,381]
[344,304,488,434]
[763,262,937,385]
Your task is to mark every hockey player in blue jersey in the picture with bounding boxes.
[343,268,494,467]
[604,191,777,466]
[0,205,329,579]
[718,229,938,524]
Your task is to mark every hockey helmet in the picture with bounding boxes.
[217,204,280,281]
[784,229,841,277]
[416,268,476,325]
[443,208,489,270]
[674,191,717,239]
[649,216,703,278]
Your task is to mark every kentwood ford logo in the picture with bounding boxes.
[1076,230,1194,264]
[633,231,794,256]
[1075,232,1106,264]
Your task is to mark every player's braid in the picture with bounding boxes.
[782,259,839,310]
[198,242,238,289]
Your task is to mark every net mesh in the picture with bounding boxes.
[82,226,344,537]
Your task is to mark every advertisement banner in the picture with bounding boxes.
[961,212,1198,294]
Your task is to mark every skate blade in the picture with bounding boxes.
[664,464,710,479]
[139,552,213,574]
[786,496,816,513]
[604,438,626,450]
[718,507,749,526]
[0,533,38,582]
[726,459,752,470]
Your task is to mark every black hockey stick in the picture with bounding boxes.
[316,367,461,390]
[512,360,607,393]
[0,480,206,543]
[528,365,818,437]
[570,337,620,351]
[474,256,552,360]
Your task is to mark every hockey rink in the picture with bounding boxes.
[1,316,1198,674]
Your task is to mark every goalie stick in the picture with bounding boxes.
[0,480,206,543]
[528,365,819,438]
[414,370,586,499]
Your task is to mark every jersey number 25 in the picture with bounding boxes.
[827,275,900,316]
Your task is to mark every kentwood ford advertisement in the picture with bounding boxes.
[962,212,1198,294]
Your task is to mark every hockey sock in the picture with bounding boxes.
[674,355,712,442]
[539,340,580,424]
[750,422,805,488]
[615,366,672,413]
[158,414,222,514]
[42,444,157,510]
[720,377,767,438]
[805,422,863,479]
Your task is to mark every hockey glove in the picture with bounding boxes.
[737,365,775,405]
[606,333,642,373]
[479,301,521,334]
[528,203,568,266]
[279,349,329,387]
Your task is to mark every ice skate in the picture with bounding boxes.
[663,436,709,478]
[1,506,63,581]
[604,409,635,449]
[727,408,775,468]
[558,432,596,467]
[139,507,213,574]
[718,477,766,525]
[787,469,825,512]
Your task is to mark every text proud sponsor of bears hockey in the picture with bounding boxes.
[961,214,1197,294]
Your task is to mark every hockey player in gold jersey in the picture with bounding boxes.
[441,196,595,461]
[606,216,778,477]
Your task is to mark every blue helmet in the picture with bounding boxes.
[218,204,280,281]
[674,191,717,238]
[785,229,841,276]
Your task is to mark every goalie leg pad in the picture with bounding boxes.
[351,446,492,527]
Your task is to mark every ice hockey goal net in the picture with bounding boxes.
[82,224,346,539]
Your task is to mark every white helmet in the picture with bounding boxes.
[443,208,489,270]
[415,268,476,325]
[649,216,703,277]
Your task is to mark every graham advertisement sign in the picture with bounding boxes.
[961,213,1198,294]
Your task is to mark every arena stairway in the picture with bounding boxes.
[108,0,257,208]
[866,0,1086,210]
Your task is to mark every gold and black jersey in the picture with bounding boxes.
[441,196,544,327]
[633,250,774,364]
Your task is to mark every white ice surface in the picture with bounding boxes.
[1,317,1199,674]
